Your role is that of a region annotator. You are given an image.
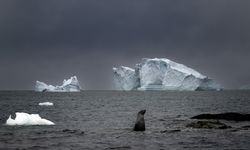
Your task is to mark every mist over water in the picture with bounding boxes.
[0,91,250,149]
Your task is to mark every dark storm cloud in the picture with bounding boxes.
[0,0,250,89]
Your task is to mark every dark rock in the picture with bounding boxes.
[159,119,165,121]
[191,112,250,121]
[105,146,131,150]
[186,120,231,129]
[240,125,250,130]
[62,129,70,132]
[160,129,181,133]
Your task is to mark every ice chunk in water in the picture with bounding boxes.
[6,112,55,126]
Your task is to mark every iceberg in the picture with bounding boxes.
[35,76,82,92]
[113,66,139,90]
[113,58,221,91]
[240,85,250,90]
[39,102,54,106]
[6,112,54,126]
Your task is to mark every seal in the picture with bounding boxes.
[133,110,146,131]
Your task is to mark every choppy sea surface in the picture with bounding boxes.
[0,91,250,150]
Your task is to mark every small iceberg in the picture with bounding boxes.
[39,102,54,106]
[35,76,82,92]
[240,85,250,90]
[6,112,55,126]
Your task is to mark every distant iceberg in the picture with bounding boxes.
[113,58,221,91]
[39,102,54,106]
[6,112,54,126]
[35,76,82,92]
[240,85,250,90]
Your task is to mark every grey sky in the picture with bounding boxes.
[0,0,250,90]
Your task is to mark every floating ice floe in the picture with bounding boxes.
[35,76,82,92]
[6,112,55,126]
[113,58,222,91]
[39,102,54,106]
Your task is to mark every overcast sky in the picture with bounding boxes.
[0,0,250,90]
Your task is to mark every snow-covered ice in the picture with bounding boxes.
[113,66,139,90]
[35,76,82,92]
[6,112,55,126]
[113,58,221,91]
[39,102,54,106]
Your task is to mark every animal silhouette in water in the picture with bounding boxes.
[133,110,146,131]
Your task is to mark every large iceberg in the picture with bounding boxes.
[113,66,139,90]
[35,76,82,92]
[6,112,54,126]
[113,58,221,91]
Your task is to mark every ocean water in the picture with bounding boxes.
[0,91,250,150]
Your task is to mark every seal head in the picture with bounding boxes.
[133,109,146,131]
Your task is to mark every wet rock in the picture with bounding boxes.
[186,120,231,129]
[240,125,250,130]
[191,112,250,121]
[159,119,166,121]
